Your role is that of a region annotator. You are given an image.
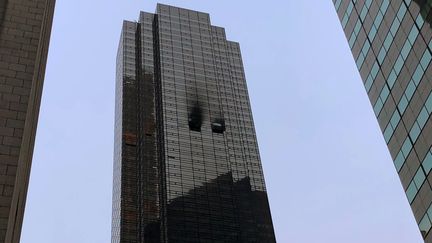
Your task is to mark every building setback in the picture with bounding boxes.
[334,0,432,241]
[0,0,55,242]
[112,4,276,243]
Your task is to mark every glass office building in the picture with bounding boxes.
[334,0,432,241]
[112,4,275,243]
[0,1,55,242]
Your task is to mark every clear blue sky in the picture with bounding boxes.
[20,1,424,242]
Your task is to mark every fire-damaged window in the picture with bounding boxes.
[211,118,225,134]
[188,103,202,132]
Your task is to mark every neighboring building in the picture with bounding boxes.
[112,4,276,242]
[334,0,432,241]
[0,1,55,242]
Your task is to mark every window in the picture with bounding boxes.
[211,118,225,134]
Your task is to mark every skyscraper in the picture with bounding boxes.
[334,0,432,241]
[113,4,276,242]
[0,1,55,242]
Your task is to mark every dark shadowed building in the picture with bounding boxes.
[0,1,55,242]
[334,0,432,241]
[112,3,276,243]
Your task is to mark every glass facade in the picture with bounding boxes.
[334,0,432,241]
[112,4,276,243]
